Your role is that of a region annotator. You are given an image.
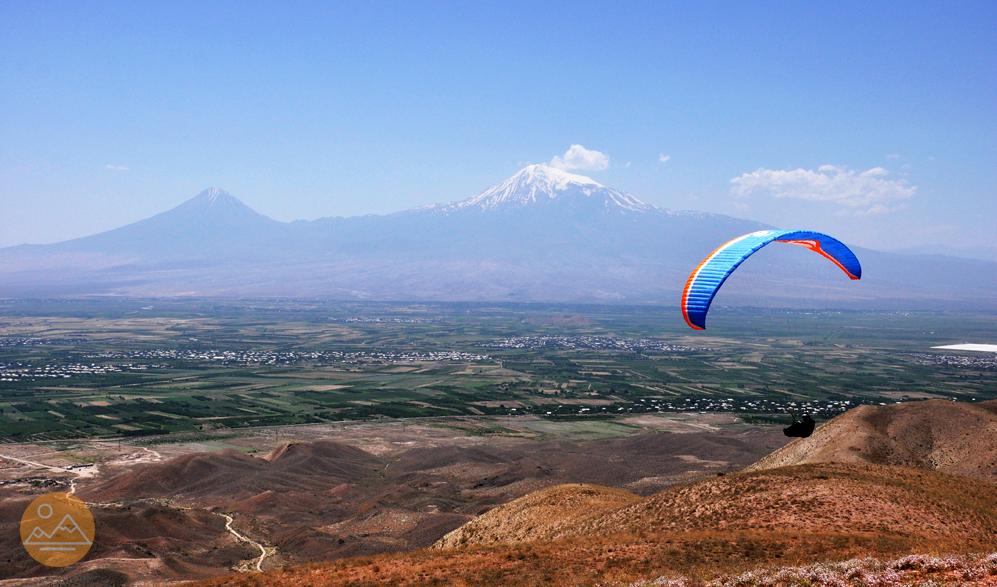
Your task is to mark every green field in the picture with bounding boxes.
[1,299,994,441]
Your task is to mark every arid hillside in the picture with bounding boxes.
[202,401,997,586]
[748,399,997,479]
[433,483,640,549]
[432,463,996,552]
[0,497,257,585]
[1,416,783,585]
[436,399,997,551]
[204,462,996,586]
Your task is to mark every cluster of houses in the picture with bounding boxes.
[86,348,492,366]
[533,396,859,417]
[0,361,152,382]
[489,335,705,353]
[911,352,997,370]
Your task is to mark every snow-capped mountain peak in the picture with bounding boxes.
[508,164,604,191]
[171,187,264,219]
[192,187,239,206]
[441,164,653,213]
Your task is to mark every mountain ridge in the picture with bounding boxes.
[2,167,995,307]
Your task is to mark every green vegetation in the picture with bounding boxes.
[1,299,994,442]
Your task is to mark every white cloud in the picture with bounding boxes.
[658,153,671,164]
[549,144,609,171]
[104,164,129,172]
[730,164,915,214]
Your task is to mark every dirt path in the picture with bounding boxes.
[2,449,272,573]
[0,453,96,495]
[79,497,275,573]
[0,453,62,471]
[219,512,272,572]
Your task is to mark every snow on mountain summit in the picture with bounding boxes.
[171,187,267,218]
[441,164,654,213]
[191,187,240,207]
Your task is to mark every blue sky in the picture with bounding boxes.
[2,1,995,256]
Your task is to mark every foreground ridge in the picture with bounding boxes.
[200,462,997,586]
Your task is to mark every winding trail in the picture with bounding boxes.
[78,497,275,573]
[219,512,271,572]
[2,450,272,573]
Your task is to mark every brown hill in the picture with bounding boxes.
[0,498,255,583]
[204,463,997,586]
[436,463,995,550]
[198,403,997,585]
[433,483,639,549]
[25,424,779,585]
[81,440,386,502]
[747,399,997,479]
[434,400,997,553]
[582,463,994,541]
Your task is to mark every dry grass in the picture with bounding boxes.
[434,483,640,549]
[437,463,996,550]
[636,552,997,586]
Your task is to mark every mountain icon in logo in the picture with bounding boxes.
[20,492,95,567]
[24,513,93,548]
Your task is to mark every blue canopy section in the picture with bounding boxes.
[681,229,862,330]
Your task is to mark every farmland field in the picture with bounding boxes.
[1,298,994,442]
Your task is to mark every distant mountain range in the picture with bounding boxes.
[2,164,995,308]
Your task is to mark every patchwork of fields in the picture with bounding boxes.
[1,299,994,442]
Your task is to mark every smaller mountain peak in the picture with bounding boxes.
[193,187,237,205]
[180,187,259,214]
[166,187,274,223]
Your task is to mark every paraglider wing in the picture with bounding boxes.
[681,229,862,330]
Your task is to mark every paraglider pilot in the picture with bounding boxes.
[783,413,816,438]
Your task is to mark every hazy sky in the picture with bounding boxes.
[2,1,995,256]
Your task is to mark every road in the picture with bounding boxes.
[0,453,96,494]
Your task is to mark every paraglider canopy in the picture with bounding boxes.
[681,229,862,330]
